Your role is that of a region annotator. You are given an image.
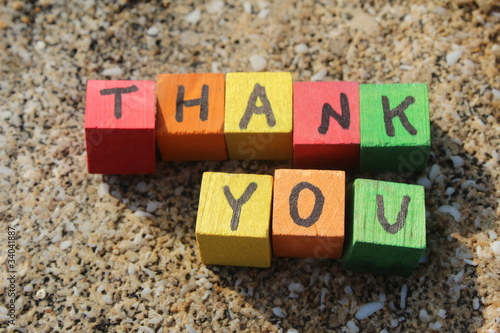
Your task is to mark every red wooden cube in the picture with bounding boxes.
[84,80,156,174]
[293,81,360,170]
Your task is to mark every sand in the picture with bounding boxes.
[0,0,499,332]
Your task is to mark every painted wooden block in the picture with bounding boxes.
[293,81,360,170]
[156,73,228,161]
[360,83,430,172]
[84,80,156,174]
[224,72,293,160]
[343,179,426,275]
[195,172,273,267]
[272,169,345,259]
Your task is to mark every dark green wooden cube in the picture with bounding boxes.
[360,83,430,172]
[343,179,426,275]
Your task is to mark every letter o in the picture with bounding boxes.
[289,182,325,228]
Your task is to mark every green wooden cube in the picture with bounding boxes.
[343,179,426,275]
[360,84,430,172]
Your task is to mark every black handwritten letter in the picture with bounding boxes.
[318,93,350,134]
[223,182,258,231]
[176,84,209,122]
[239,83,276,129]
[289,182,325,228]
[382,95,417,137]
[376,194,411,234]
[100,85,139,119]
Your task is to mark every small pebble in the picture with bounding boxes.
[12,1,24,10]
[258,8,270,19]
[492,88,500,100]
[36,289,47,300]
[249,55,267,71]
[185,324,197,333]
[433,7,447,15]
[294,43,308,53]
[60,240,72,250]
[135,211,153,218]
[492,241,500,255]
[446,49,462,66]
[311,69,328,81]
[473,297,480,310]
[346,320,360,333]
[429,321,443,331]
[450,155,464,168]
[0,19,8,29]
[355,302,384,320]
[141,287,152,298]
[146,201,162,213]
[185,9,201,24]
[146,26,159,37]
[438,205,461,222]
[35,41,46,51]
[419,309,431,322]
[429,164,441,182]
[445,187,455,196]
[103,294,113,305]
[0,166,14,176]
[417,177,431,189]
[135,182,148,192]
[243,2,252,13]
[102,67,123,77]
[272,306,287,318]
[98,183,110,196]
[207,0,224,14]
[491,44,500,56]
[400,285,408,309]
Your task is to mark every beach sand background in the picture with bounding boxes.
[0,0,499,332]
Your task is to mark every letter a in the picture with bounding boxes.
[239,83,276,129]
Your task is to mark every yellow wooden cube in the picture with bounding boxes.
[195,172,273,267]
[224,72,293,160]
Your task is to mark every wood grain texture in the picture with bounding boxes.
[156,73,227,161]
[343,179,426,275]
[195,172,273,267]
[224,72,293,160]
[293,81,360,170]
[84,80,156,174]
[272,169,345,259]
[360,83,430,172]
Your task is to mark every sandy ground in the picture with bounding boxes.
[1,0,499,332]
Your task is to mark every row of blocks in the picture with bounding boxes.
[85,73,431,174]
[196,170,426,276]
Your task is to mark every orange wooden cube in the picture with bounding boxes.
[272,169,345,259]
[156,73,228,161]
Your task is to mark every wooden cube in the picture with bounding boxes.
[272,169,345,259]
[360,83,430,172]
[224,72,293,160]
[293,81,360,170]
[195,172,273,267]
[343,179,426,275]
[156,73,228,161]
[84,80,156,174]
